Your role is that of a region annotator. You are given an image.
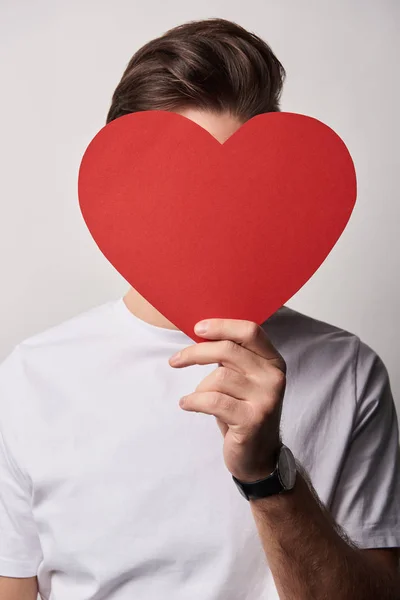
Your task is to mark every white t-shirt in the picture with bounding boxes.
[0,298,399,600]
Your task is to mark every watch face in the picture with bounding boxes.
[278,446,296,490]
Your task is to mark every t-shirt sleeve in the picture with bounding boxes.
[0,349,43,577]
[330,339,400,549]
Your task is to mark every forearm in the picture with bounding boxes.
[250,467,400,600]
[0,576,38,600]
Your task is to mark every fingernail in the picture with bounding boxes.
[169,351,182,364]
[194,321,209,334]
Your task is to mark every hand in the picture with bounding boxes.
[169,318,286,483]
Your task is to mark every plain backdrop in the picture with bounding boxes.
[1,1,399,418]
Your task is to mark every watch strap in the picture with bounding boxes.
[232,468,283,500]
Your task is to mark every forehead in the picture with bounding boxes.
[173,107,245,143]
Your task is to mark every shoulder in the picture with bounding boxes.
[264,304,362,361]
[0,299,119,387]
[264,305,388,400]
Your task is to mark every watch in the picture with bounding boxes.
[232,444,297,501]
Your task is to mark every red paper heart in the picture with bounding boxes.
[78,110,356,342]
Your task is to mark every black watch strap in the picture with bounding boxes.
[232,468,283,501]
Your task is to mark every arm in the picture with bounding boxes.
[250,467,400,600]
[0,349,43,584]
[0,576,38,600]
[170,319,400,599]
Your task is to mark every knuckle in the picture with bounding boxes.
[244,322,260,343]
[211,392,231,412]
[221,395,235,412]
[223,339,238,354]
[210,391,223,407]
[271,368,286,387]
[215,366,229,383]
[278,357,287,375]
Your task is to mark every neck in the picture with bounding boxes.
[123,287,179,330]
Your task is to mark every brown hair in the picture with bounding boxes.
[106,18,285,124]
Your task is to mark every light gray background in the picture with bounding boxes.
[1,1,399,417]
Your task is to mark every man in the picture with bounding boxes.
[0,17,399,600]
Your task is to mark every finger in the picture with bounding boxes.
[179,391,252,426]
[194,318,284,367]
[215,416,229,437]
[169,339,264,375]
[195,365,254,401]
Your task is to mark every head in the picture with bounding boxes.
[114,18,286,328]
[106,17,285,143]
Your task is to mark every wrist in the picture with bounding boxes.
[234,443,282,484]
[249,468,304,511]
[233,444,297,502]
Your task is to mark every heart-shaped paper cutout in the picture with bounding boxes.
[78,110,356,342]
